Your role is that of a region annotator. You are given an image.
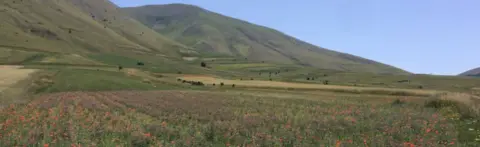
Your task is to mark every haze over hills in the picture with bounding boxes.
[459,67,480,76]
[0,0,191,64]
[122,4,409,74]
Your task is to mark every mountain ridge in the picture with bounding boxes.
[122,3,409,74]
[0,0,193,61]
[459,67,480,76]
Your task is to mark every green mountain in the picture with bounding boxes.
[0,0,192,65]
[122,4,409,74]
[459,67,480,76]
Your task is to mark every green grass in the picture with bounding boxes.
[122,4,408,74]
[0,48,44,64]
[0,0,188,60]
[38,69,180,93]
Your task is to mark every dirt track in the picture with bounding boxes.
[0,66,37,92]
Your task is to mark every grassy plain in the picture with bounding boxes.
[0,62,480,146]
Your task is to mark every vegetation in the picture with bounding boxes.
[0,91,478,146]
[122,4,408,74]
[1,0,480,146]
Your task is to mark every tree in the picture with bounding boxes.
[306,77,310,80]
[201,62,207,68]
[137,62,144,66]
[118,65,123,71]
[220,82,224,86]
[232,84,236,88]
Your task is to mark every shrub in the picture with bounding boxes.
[306,77,310,80]
[424,94,480,119]
[391,99,406,106]
[191,81,204,86]
[177,79,182,82]
[250,78,254,80]
[323,80,329,85]
[177,71,182,74]
[220,82,224,86]
[232,84,236,88]
[118,66,123,71]
[201,62,207,68]
[137,62,144,66]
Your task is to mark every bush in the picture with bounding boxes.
[118,66,123,71]
[201,62,207,68]
[391,99,406,106]
[425,97,479,119]
[191,81,204,86]
[418,85,424,89]
[177,79,182,82]
[220,82,224,86]
[177,71,182,74]
[323,80,329,85]
[306,77,310,80]
[250,78,254,80]
[137,62,144,66]
[232,84,236,88]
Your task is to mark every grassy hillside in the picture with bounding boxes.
[122,4,409,74]
[460,67,480,76]
[0,0,193,66]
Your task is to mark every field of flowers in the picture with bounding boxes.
[0,90,471,146]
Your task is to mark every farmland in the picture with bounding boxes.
[0,91,464,146]
[0,62,479,146]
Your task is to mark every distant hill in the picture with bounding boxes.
[459,67,480,76]
[0,0,191,62]
[122,4,409,74]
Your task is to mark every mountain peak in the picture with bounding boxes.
[122,4,409,74]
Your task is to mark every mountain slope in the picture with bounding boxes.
[0,0,190,61]
[459,67,480,76]
[122,4,409,74]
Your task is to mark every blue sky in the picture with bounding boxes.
[112,0,479,75]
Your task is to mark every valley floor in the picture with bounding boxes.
[0,66,479,146]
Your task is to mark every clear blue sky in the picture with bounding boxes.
[112,0,479,75]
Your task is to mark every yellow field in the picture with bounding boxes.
[180,75,440,96]
[0,66,37,92]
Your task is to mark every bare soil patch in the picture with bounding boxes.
[0,66,37,92]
